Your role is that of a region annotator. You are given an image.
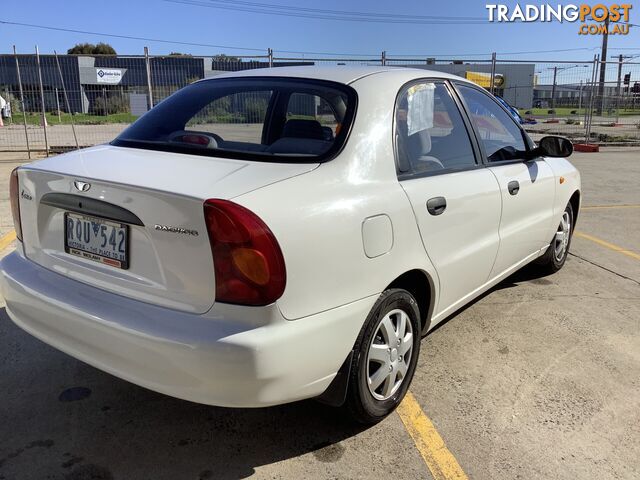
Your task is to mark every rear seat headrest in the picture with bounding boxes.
[282,119,325,140]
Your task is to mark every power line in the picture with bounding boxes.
[198,0,485,21]
[0,20,266,52]
[0,19,474,55]
[467,47,599,55]
[166,0,489,24]
[174,1,640,28]
[1,19,631,58]
[0,19,369,55]
[385,47,602,58]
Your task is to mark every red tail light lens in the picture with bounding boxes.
[204,199,286,306]
[9,168,22,241]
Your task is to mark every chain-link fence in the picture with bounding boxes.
[2,48,640,155]
[500,57,640,145]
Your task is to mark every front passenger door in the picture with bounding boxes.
[455,84,556,278]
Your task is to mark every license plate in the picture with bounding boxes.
[64,212,129,269]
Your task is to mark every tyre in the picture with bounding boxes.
[345,288,421,424]
[536,202,574,273]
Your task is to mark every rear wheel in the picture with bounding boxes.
[537,203,573,273]
[345,289,421,424]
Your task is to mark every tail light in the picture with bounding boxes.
[204,199,286,306]
[9,168,22,241]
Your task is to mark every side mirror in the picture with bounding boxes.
[532,136,573,158]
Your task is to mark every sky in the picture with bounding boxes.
[1,0,639,83]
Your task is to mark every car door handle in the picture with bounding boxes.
[508,180,520,196]
[426,196,447,216]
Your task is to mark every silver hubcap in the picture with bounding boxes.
[554,211,571,261]
[366,309,414,401]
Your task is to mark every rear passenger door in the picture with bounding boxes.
[454,83,556,278]
[396,81,502,317]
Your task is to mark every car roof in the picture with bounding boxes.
[206,65,470,86]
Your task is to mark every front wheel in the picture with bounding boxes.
[536,202,574,273]
[344,289,421,424]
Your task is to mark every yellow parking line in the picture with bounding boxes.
[397,392,468,480]
[574,231,640,261]
[0,222,466,479]
[0,230,16,251]
[581,204,640,210]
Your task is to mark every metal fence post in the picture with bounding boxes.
[578,80,583,111]
[268,48,274,68]
[584,63,592,131]
[35,45,49,156]
[585,54,599,144]
[490,52,497,95]
[551,66,558,109]
[55,88,61,123]
[381,51,387,66]
[54,50,79,149]
[13,45,31,159]
[144,46,154,109]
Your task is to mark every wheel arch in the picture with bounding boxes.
[385,269,436,335]
[317,268,436,407]
[569,189,581,227]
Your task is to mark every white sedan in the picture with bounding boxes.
[1,66,580,424]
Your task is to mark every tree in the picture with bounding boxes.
[67,43,94,54]
[169,52,193,57]
[92,42,117,55]
[212,54,240,63]
[67,43,116,55]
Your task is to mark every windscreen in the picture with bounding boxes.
[112,77,356,163]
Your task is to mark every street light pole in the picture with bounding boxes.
[615,53,623,122]
[547,65,588,112]
[610,53,639,119]
[551,66,558,109]
[597,16,610,114]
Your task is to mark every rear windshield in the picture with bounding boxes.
[111,77,357,163]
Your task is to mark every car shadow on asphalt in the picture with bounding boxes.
[0,263,554,479]
[426,262,555,337]
[0,307,369,480]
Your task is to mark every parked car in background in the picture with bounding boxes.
[0,94,10,122]
[495,95,537,125]
[1,67,580,424]
[495,95,523,122]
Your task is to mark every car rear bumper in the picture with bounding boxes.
[0,250,374,407]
